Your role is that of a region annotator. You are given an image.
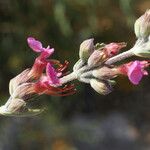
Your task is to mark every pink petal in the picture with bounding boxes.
[46,63,60,85]
[127,61,143,85]
[27,37,43,52]
[40,47,54,58]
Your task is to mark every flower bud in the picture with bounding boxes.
[88,50,106,67]
[92,67,117,80]
[79,38,94,61]
[9,69,30,96]
[134,9,150,38]
[132,40,150,58]
[90,79,112,95]
[104,42,126,57]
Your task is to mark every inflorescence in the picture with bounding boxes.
[0,9,150,116]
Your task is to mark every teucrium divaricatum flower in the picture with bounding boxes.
[1,9,150,116]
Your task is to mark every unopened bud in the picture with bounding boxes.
[134,9,150,38]
[92,67,117,80]
[90,79,112,95]
[9,69,30,96]
[88,50,106,67]
[132,40,150,58]
[79,38,94,61]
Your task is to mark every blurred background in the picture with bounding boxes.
[0,0,150,149]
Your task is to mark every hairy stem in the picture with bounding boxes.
[60,48,135,85]
[105,49,134,65]
[59,72,77,85]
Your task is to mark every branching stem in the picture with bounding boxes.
[60,48,135,85]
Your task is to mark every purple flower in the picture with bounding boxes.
[33,62,76,96]
[27,37,55,79]
[127,61,144,85]
[118,60,149,85]
[46,62,61,85]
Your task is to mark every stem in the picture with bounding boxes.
[80,70,93,78]
[105,49,134,65]
[60,48,135,85]
[59,72,77,85]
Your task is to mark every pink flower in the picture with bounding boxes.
[27,37,54,79]
[26,37,76,96]
[36,62,61,87]
[26,37,75,96]
[118,60,149,85]
[33,62,75,96]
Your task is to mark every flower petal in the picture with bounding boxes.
[46,63,60,85]
[27,37,43,52]
[127,61,143,85]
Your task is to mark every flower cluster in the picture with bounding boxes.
[0,9,150,116]
[0,37,75,116]
[73,9,150,95]
[74,40,150,95]
[27,37,75,96]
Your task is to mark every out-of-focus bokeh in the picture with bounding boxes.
[0,0,150,149]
